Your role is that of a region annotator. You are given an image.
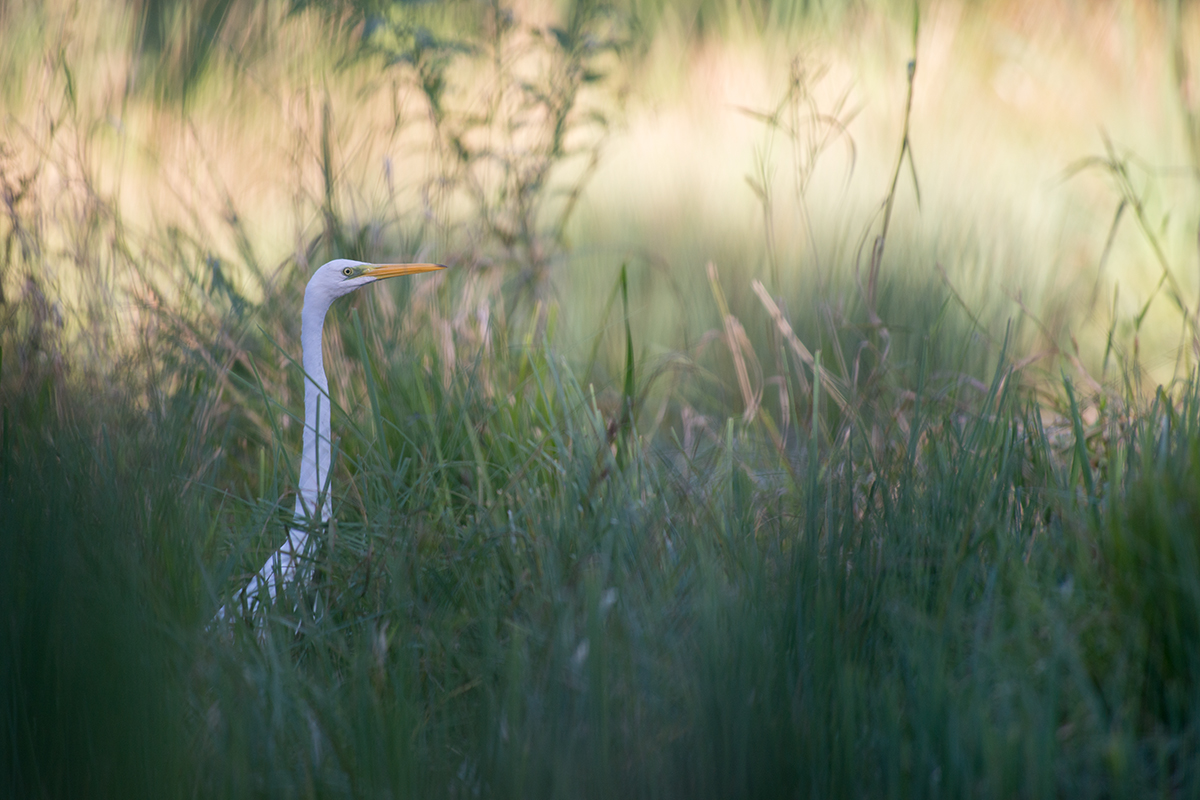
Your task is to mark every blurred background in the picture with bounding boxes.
[4,0,1200,385]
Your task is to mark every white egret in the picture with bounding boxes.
[219,258,444,621]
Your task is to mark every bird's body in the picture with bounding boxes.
[218,258,443,621]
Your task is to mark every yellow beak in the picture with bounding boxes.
[364,262,446,279]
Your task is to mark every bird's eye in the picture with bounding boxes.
[342,267,354,277]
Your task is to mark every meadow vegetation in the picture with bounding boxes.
[7,0,1200,796]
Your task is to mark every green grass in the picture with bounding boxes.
[7,0,1200,796]
[10,290,1200,796]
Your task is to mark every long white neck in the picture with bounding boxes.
[297,283,335,522]
[212,278,336,622]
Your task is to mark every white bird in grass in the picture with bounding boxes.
[218,258,444,622]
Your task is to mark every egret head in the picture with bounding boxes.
[307,258,445,304]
